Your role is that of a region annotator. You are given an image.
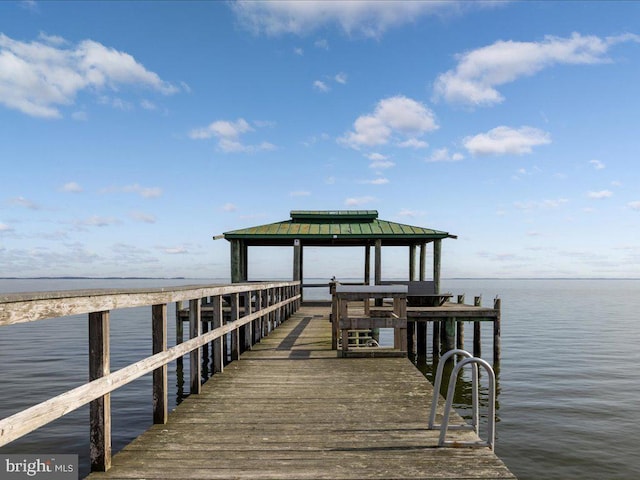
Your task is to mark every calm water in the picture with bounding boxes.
[1,278,639,479]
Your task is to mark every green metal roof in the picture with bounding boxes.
[222,210,456,247]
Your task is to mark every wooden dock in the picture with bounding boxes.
[86,304,516,480]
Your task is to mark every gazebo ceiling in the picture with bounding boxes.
[221,210,456,247]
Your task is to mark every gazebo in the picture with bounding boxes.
[221,210,456,297]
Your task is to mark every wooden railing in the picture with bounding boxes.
[0,281,301,472]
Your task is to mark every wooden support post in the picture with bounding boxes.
[293,239,303,302]
[243,292,252,351]
[443,318,456,353]
[89,311,111,472]
[231,293,240,361]
[189,299,202,395]
[340,297,349,356]
[419,243,427,281]
[456,295,465,350]
[212,295,223,374]
[409,244,416,281]
[407,320,417,354]
[230,239,242,283]
[242,242,248,282]
[494,297,501,366]
[254,290,262,344]
[416,321,427,355]
[433,239,442,294]
[364,244,371,285]
[152,304,167,425]
[175,301,183,345]
[432,320,440,360]
[474,296,482,358]
[375,240,382,307]
[393,296,408,352]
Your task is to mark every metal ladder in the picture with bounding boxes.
[428,349,496,450]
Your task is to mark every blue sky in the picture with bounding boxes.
[1,1,639,279]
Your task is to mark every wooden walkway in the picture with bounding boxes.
[86,305,516,480]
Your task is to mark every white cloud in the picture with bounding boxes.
[369,159,396,170]
[398,138,428,149]
[9,196,40,210]
[397,209,424,218]
[313,80,330,92]
[71,111,88,121]
[589,159,605,170]
[222,203,238,212]
[124,184,162,198]
[587,190,613,199]
[335,72,348,84]
[61,181,83,193]
[0,33,178,118]
[140,99,158,111]
[189,118,275,153]
[161,246,188,254]
[129,211,156,223]
[360,177,389,185]
[315,38,329,50]
[100,184,163,198]
[345,196,375,206]
[78,215,120,227]
[434,32,640,106]
[294,47,304,56]
[464,126,551,156]
[628,201,640,211]
[0,222,13,232]
[232,1,484,38]
[514,198,568,210]
[427,148,464,163]
[341,95,438,149]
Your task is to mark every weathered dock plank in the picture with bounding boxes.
[86,305,516,480]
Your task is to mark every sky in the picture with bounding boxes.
[1,1,640,280]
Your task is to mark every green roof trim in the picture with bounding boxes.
[222,210,456,246]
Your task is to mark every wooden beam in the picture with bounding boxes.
[89,311,111,472]
[152,304,167,424]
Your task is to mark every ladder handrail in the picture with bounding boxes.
[428,349,478,431]
[438,356,496,450]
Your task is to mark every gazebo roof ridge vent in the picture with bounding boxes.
[290,210,378,223]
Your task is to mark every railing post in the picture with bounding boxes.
[89,310,111,472]
[493,297,501,366]
[189,299,201,394]
[473,296,482,357]
[152,304,168,424]
[456,295,465,350]
[212,295,223,374]
[231,293,240,361]
[175,300,183,345]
